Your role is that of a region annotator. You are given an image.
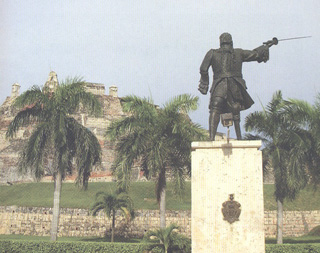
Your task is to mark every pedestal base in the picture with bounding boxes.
[191,140,265,253]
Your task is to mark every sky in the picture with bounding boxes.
[1,0,320,138]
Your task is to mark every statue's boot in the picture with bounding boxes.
[234,120,242,140]
[209,111,220,140]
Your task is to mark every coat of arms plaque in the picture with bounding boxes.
[221,194,241,224]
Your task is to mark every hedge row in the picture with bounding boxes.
[0,240,154,253]
[266,244,320,253]
[1,240,320,252]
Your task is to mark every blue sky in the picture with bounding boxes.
[1,0,319,138]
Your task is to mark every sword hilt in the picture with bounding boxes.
[263,37,278,48]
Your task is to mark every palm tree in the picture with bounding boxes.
[106,94,206,228]
[91,191,134,242]
[281,94,320,186]
[244,90,308,244]
[143,224,191,253]
[6,78,102,241]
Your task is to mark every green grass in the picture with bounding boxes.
[0,182,190,210]
[263,184,320,211]
[0,182,319,211]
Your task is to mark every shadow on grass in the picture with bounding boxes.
[266,236,320,244]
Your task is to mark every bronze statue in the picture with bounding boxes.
[198,32,272,140]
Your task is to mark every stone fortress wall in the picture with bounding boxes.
[0,72,130,184]
[0,206,319,238]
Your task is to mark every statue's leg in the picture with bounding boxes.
[209,110,220,140]
[209,96,224,141]
[228,96,242,140]
[233,112,242,140]
[234,120,242,139]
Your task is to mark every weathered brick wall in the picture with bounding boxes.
[264,210,320,237]
[0,206,190,238]
[1,206,319,238]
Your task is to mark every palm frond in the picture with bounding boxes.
[142,224,181,251]
[13,86,46,108]
[171,167,186,200]
[6,104,43,138]
[65,117,101,189]
[163,94,199,114]
[18,122,51,180]
[121,95,155,115]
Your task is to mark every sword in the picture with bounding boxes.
[263,36,312,47]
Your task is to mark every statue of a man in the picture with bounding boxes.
[198,32,270,140]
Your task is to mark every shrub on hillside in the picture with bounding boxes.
[308,225,320,236]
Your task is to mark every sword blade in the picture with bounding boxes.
[278,36,312,42]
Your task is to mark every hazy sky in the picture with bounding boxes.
[1,0,319,138]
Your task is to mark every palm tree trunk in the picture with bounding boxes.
[111,209,115,242]
[159,187,166,228]
[50,170,62,241]
[276,199,283,244]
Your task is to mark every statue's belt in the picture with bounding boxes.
[214,73,243,79]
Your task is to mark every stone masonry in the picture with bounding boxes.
[0,206,319,238]
[0,72,128,184]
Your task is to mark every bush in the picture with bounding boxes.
[309,226,320,236]
[2,240,320,253]
[0,240,152,253]
[266,244,320,253]
[142,226,191,253]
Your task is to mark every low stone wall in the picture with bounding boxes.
[0,206,319,238]
[0,206,190,238]
[264,210,320,237]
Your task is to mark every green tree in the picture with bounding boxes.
[244,91,308,244]
[91,191,134,242]
[143,224,191,253]
[106,94,206,228]
[6,78,102,241]
[281,94,320,186]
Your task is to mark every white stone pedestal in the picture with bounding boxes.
[191,140,265,253]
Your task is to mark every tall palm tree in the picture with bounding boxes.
[91,191,134,242]
[244,90,308,244]
[106,94,206,228]
[6,78,102,241]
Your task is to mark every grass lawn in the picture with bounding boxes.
[0,181,190,210]
[263,184,320,211]
[0,182,319,210]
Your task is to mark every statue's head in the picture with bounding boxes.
[220,33,233,47]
